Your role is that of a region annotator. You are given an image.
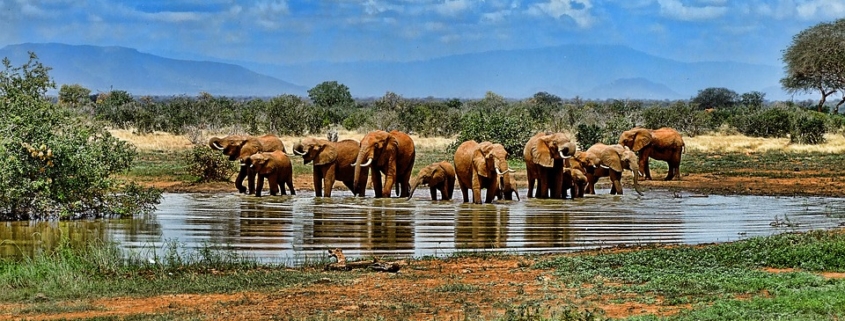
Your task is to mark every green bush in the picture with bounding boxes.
[791,111,827,144]
[184,145,237,182]
[449,98,533,157]
[0,53,160,219]
[734,107,793,138]
[575,124,604,150]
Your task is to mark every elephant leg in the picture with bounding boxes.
[323,165,335,197]
[430,186,438,201]
[255,175,265,197]
[235,165,248,194]
[526,173,535,199]
[382,174,397,198]
[639,150,652,180]
[268,176,280,196]
[471,175,483,204]
[610,171,623,195]
[446,179,455,200]
[459,183,469,203]
[313,168,324,197]
[286,174,295,195]
[372,170,384,198]
[248,168,257,194]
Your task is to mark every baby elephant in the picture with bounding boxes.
[249,151,295,197]
[407,161,456,201]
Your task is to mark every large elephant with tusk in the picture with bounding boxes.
[523,131,577,199]
[454,140,516,204]
[351,130,416,198]
[292,138,367,197]
[208,134,286,194]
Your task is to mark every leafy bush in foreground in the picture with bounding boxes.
[0,53,160,220]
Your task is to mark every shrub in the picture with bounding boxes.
[575,124,604,150]
[449,102,533,157]
[791,111,827,144]
[734,107,793,138]
[0,53,160,219]
[184,145,237,182]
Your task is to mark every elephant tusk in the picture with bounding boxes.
[508,169,515,173]
[496,168,505,175]
[559,151,571,159]
[359,158,373,168]
[600,165,610,169]
[293,149,306,156]
[212,142,224,150]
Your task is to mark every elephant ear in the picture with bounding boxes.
[632,129,652,152]
[600,149,624,172]
[531,136,554,168]
[314,141,337,166]
[473,143,492,178]
[428,164,446,186]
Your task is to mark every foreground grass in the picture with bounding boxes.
[536,229,845,320]
[4,230,845,320]
[0,239,342,304]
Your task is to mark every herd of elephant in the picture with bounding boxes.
[208,127,685,203]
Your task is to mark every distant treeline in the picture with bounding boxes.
[58,82,843,156]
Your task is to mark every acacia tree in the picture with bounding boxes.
[781,18,845,114]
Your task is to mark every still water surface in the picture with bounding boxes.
[3,190,845,265]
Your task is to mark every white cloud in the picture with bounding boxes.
[795,0,845,20]
[657,0,728,21]
[435,0,473,16]
[529,0,594,28]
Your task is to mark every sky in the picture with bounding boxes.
[2,0,844,67]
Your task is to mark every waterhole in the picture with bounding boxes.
[3,190,844,264]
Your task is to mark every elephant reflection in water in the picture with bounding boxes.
[308,200,413,252]
[525,212,576,248]
[454,206,509,249]
[237,201,291,245]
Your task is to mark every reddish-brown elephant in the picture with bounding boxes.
[562,157,589,199]
[585,143,643,196]
[292,138,367,197]
[523,131,577,199]
[454,141,515,204]
[407,161,456,201]
[618,127,685,180]
[208,134,286,194]
[352,130,416,198]
[248,150,295,197]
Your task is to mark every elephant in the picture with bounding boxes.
[561,157,588,199]
[292,138,367,197]
[585,143,643,196]
[454,140,515,204]
[352,130,416,198]
[208,134,287,194]
[523,132,577,199]
[407,161,456,201]
[248,150,295,197]
[618,127,685,180]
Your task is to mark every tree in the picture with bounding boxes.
[740,91,765,110]
[0,53,160,219]
[781,18,845,114]
[691,87,738,110]
[307,81,353,108]
[58,84,91,108]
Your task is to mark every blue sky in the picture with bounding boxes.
[2,0,843,67]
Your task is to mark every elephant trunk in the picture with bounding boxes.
[498,176,505,200]
[352,149,371,196]
[406,178,421,200]
[632,167,644,196]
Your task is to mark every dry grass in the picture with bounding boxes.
[110,129,845,155]
[685,133,845,154]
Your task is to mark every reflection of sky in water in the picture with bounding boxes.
[2,190,844,265]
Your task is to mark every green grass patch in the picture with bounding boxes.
[0,238,344,303]
[536,230,845,317]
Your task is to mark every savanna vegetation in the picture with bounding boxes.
[4,18,845,320]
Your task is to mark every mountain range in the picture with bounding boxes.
[0,43,791,100]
